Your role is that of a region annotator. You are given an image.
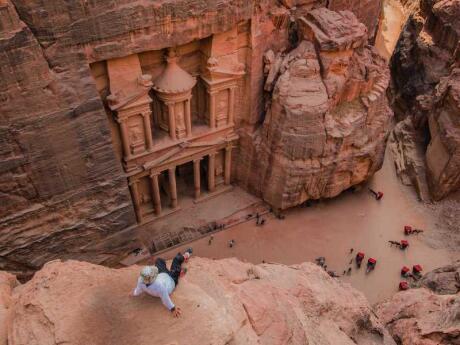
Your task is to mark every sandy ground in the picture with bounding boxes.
[375,0,407,61]
[157,152,459,305]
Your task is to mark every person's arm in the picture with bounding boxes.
[160,288,175,311]
[159,288,181,316]
[132,280,144,297]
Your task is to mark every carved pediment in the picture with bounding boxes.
[201,57,245,83]
[107,74,153,111]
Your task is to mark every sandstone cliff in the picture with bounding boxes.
[0,0,386,272]
[2,258,396,345]
[389,0,460,201]
[238,8,393,209]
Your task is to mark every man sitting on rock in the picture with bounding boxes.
[132,248,192,317]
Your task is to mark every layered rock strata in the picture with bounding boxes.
[3,258,396,345]
[238,8,393,209]
[389,0,460,200]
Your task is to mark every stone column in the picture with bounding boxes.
[168,167,178,208]
[185,99,192,137]
[209,92,216,129]
[224,146,232,185]
[129,180,142,223]
[208,153,216,192]
[193,159,201,199]
[119,119,132,160]
[167,102,176,140]
[228,87,235,125]
[143,112,154,151]
[149,173,162,216]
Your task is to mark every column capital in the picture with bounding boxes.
[168,166,176,173]
[116,117,128,124]
[128,179,139,186]
[193,158,203,163]
[150,171,161,178]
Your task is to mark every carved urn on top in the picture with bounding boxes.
[152,48,196,140]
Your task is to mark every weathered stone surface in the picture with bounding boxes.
[388,118,431,201]
[389,0,460,200]
[376,287,460,345]
[237,9,392,209]
[0,272,17,345]
[419,260,460,294]
[5,258,395,345]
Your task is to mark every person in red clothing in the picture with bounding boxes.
[368,188,384,200]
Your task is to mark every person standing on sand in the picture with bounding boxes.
[132,248,192,317]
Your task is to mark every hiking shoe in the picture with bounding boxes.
[183,247,193,261]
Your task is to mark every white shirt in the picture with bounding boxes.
[133,273,176,310]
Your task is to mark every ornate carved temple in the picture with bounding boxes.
[102,35,245,224]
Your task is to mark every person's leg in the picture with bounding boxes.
[169,253,184,285]
[169,248,193,285]
[155,258,170,274]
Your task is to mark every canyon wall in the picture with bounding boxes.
[389,0,460,201]
[0,0,388,272]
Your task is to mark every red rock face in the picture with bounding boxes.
[237,9,392,209]
[389,0,460,200]
[0,0,388,271]
[0,0,255,273]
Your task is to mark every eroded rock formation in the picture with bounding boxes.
[389,0,460,201]
[238,8,392,209]
[2,258,396,345]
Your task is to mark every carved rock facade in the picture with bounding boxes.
[0,0,388,271]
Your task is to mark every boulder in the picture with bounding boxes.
[376,288,460,345]
[419,260,460,294]
[5,258,395,345]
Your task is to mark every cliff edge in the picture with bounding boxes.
[2,258,395,345]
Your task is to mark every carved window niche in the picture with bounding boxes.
[152,49,196,140]
[107,74,154,170]
[200,57,245,129]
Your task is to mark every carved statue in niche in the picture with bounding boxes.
[128,116,146,155]
[215,90,229,127]
[175,102,186,139]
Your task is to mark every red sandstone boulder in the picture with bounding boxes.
[5,258,395,345]
[376,288,460,345]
